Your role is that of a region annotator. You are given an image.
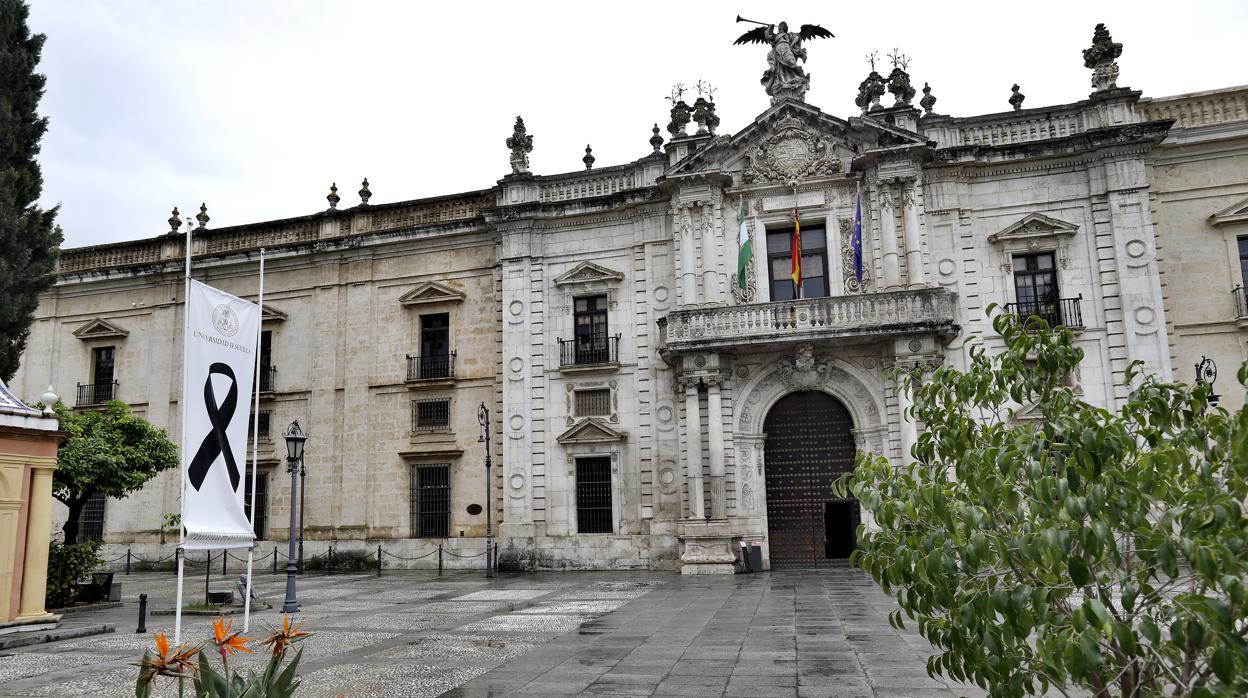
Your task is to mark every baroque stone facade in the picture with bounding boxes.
[10,25,1248,571]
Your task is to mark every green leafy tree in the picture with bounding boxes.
[839,310,1248,697]
[53,401,179,543]
[0,0,63,382]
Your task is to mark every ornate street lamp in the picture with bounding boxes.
[1195,356,1220,405]
[282,420,307,613]
[478,403,493,579]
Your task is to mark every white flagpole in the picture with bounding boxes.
[174,217,193,644]
[243,249,265,632]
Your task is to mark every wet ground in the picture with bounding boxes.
[0,564,988,697]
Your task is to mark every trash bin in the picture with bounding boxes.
[748,543,764,573]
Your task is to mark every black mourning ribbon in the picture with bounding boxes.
[187,362,241,492]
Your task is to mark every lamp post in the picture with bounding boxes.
[1195,355,1220,405]
[282,420,306,614]
[297,459,306,573]
[477,402,493,579]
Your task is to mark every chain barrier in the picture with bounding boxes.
[379,548,439,561]
[443,548,488,558]
[104,543,491,576]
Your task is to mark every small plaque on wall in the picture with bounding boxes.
[466,504,483,516]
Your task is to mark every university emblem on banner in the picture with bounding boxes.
[212,304,240,337]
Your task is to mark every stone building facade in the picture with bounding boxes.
[10,24,1248,571]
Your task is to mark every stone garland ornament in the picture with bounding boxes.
[840,218,870,294]
[1083,23,1123,92]
[506,116,534,175]
[742,115,841,184]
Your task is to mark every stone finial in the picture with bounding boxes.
[666,99,691,138]
[854,70,887,114]
[1083,23,1123,92]
[583,144,595,170]
[1009,84,1025,111]
[649,123,664,153]
[168,206,181,234]
[692,97,711,135]
[919,83,937,115]
[195,203,210,230]
[326,183,340,209]
[506,116,534,175]
[358,178,371,205]
[41,385,58,407]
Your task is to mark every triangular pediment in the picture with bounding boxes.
[72,317,129,340]
[1210,195,1248,226]
[553,261,624,286]
[261,305,287,323]
[988,213,1079,244]
[666,99,928,183]
[556,417,627,444]
[398,281,466,306]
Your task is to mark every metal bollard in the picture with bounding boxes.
[326,546,333,576]
[438,544,443,575]
[377,545,382,577]
[126,548,131,576]
[222,549,227,576]
[173,548,180,576]
[136,593,148,633]
[272,546,278,575]
[493,542,498,574]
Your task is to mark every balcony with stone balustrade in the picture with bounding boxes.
[657,287,959,358]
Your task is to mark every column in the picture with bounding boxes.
[878,184,902,289]
[700,203,719,305]
[683,379,705,519]
[705,376,726,520]
[17,463,56,620]
[895,379,917,465]
[679,205,698,306]
[902,181,926,287]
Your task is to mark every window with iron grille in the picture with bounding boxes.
[412,398,451,431]
[575,457,613,534]
[410,464,450,538]
[575,388,611,417]
[244,472,269,540]
[79,494,106,543]
[249,410,271,442]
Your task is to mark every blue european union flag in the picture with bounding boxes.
[852,190,864,283]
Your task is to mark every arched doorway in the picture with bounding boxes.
[763,390,858,567]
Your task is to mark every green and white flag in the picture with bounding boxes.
[737,198,752,290]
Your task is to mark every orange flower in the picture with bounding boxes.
[262,613,313,658]
[211,617,254,665]
[135,631,199,691]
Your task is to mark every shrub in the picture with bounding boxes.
[45,540,101,608]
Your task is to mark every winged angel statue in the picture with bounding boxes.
[734,18,834,105]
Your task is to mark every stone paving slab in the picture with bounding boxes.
[0,567,1034,697]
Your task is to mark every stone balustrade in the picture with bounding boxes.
[1138,86,1248,129]
[658,288,959,354]
[923,106,1089,149]
[539,171,639,202]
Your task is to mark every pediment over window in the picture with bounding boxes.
[1210,195,1248,227]
[556,417,627,444]
[553,261,624,287]
[398,281,466,306]
[72,318,129,340]
[987,213,1079,244]
[261,305,287,323]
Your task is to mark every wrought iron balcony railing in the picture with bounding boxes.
[259,366,277,393]
[1234,287,1248,319]
[1005,296,1084,330]
[558,334,621,367]
[406,351,456,381]
[76,381,117,406]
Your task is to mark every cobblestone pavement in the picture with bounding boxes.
[0,564,991,697]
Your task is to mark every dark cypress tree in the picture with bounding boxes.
[0,0,61,383]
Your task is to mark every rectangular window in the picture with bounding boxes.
[244,472,269,540]
[575,388,611,417]
[259,331,275,392]
[249,410,271,442]
[417,313,451,379]
[79,494,106,543]
[572,295,611,364]
[766,225,829,300]
[82,346,117,404]
[1238,237,1248,289]
[1012,252,1059,325]
[410,464,450,538]
[412,398,451,432]
[575,457,613,534]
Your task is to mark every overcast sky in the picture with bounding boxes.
[27,1,1248,249]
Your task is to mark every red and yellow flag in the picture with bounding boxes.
[790,206,802,297]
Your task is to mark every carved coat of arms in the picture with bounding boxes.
[743,115,841,184]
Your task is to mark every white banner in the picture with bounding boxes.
[180,279,259,550]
